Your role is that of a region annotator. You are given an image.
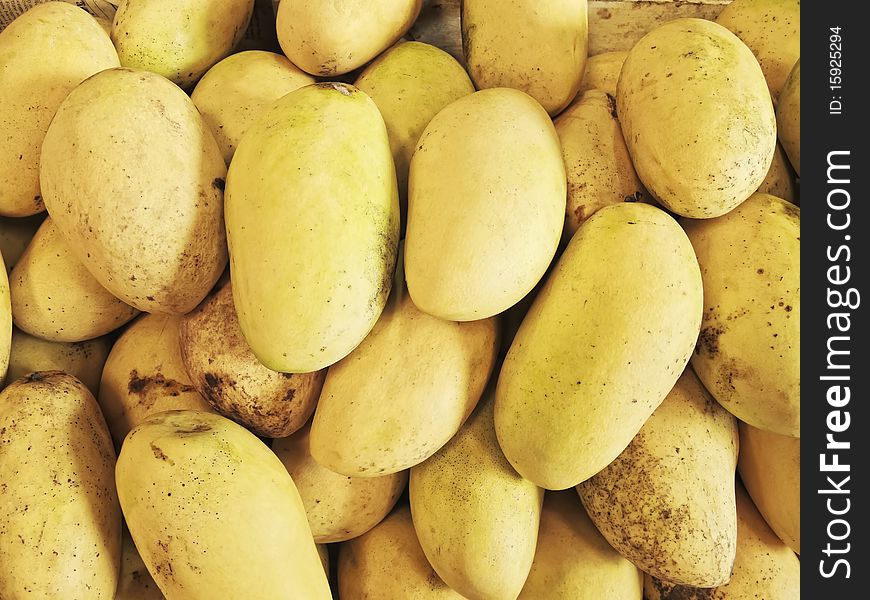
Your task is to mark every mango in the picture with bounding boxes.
[0,371,120,598]
[276,0,422,76]
[40,67,227,315]
[116,410,331,599]
[617,18,776,218]
[405,87,565,321]
[684,193,800,437]
[6,328,111,394]
[577,369,739,586]
[225,83,399,373]
[0,2,119,217]
[112,0,254,88]
[495,202,702,490]
[777,59,800,175]
[410,389,543,600]
[462,0,589,115]
[10,217,138,342]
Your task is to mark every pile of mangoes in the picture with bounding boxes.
[0,0,800,598]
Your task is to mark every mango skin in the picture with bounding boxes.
[0,371,120,599]
[556,89,646,235]
[226,83,399,373]
[684,193,800,437]
[355,41,475,215]
[716,0,800,100]
[6,328,111,395]
[645,485,800,600]
[738,422,800,554]
[274,423,407,543]
[0,2,119,217]
[179,279,324,438]
[98,313,213,448]
[410,390,543,600]
[116,527,164,600]
[405,87,566,321]
[10,217,138,342]
[112,0,254,88]
[338,506,464,600]
[191,50,315,163]
[311,272,498,477]
[617,18,776,218]
[40,67,227,315]
[577,51,628,97]
[276,0,422,76]
[495,202,703,490]
[577,369,739,587]
[777,59,800,176]
[116,410,331,600]
[462,0,589,116]
[519,491,642,599]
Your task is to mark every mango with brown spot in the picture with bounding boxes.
[116,410,331,599]
[645,484,800,600]
[98,313,212,447]
[0,371,120,598]
[684,193,800,437]
[578,369,739,587]
[180,278,324,438]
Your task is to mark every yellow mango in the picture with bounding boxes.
[0,371,120,598]
[578,369,739,586]
[716,0,800,99]
[496,202,702,490]
[116,410,331,599]
[684,193,800,437]
[191,50,315,163]
[112,0,254,88]
[226,83,399,373]
[0,2,119,217]
[405,88,565,321]
[462,0,589,115]
[6,328,111,395]
[10,217,138,342]
[276,0,422,76]
[40,67,227,315]
[116,527,164,600]
[555,89,646,235]
[338,505,464,599]
[738,422,800,554]
[311,262,497,476]
[274,423,407,543]
[577,51,628,97]
[410,389,543,600]
[519,491,642,599]
[618,18,776,218]
[355,41,475,213]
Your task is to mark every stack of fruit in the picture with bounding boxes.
[0,0,800,598]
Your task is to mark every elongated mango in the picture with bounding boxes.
[496,202,702,489]
[116,410,331,599]
[226,83,399,373]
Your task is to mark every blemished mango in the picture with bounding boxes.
[618,18,776,218]
[116,410,331,599]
